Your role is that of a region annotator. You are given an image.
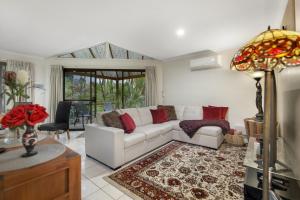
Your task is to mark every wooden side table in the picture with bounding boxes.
[244,117,264,138]
[0,138,81,200]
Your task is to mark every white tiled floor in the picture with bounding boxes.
[50,131,133,200]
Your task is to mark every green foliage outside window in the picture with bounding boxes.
[64,70,145,114]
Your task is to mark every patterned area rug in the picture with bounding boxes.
[105,141,246,200]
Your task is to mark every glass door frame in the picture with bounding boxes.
[63,69,97,130]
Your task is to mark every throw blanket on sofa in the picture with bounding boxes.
[179,120,230,138]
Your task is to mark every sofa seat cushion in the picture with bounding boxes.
[197,126,222,137]
[124,133,146,148]
[135,123,173,139]
[135,125,162,139]
[156,123,174,134]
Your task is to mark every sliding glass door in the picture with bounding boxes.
[63,68,145,130]
[63,70,96,130]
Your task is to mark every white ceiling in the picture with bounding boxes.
[0,0,288,60]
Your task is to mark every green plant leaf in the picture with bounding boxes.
[23,94,30,99]
[6,96,12,105]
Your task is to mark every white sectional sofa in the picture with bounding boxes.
[85,105,225,169]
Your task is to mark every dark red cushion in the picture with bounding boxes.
[202,106,221,120]
[119,113,136,133]
[150,109,168,124]
[209,105,229,120]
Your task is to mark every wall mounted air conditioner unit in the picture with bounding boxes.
[190,55,221,71]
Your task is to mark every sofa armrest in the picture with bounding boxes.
[85,124,125,169]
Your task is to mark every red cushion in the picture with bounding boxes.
[119,113,136,133]
[150,109,168,124]
[209,105,229,120]
[203,106,219,120]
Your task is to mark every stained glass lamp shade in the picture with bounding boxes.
[231,28,300,200]
[231,29,300,71]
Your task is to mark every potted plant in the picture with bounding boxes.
[1,104,48,157]
[2,70,31,107]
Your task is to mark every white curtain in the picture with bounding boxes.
[145,66,158,106]
[49,65,63,122]
[7,60,34,103]
[0,62,6,113]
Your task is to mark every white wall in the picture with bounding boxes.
[162,49,257,127]
[296,0,300,31]
[0,49,50,109]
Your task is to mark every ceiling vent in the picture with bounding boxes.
[190,55,221,71]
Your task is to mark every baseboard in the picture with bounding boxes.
[85,154,121,170]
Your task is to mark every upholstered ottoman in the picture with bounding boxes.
[172,126,224,149]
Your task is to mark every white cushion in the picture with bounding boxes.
[124,133,146,148]
[197,126,222,137]
[155,122,174,134]
[137,106,156,125]
[166,120,181,131]
[119,108,143,126]
[183,106,203,120]
[135,123,172,139]
[135,125,161,139]
[174,105,185,120]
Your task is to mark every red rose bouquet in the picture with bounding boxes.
[1,104,48,129]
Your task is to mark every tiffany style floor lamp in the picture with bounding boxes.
[231,27,300,200]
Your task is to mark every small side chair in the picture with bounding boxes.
[38,101,72,139]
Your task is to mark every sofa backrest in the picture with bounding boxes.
[95,105,228,127]
[118,108,143,126]
[174,105,185,120]
[137,106,156,125]
[95,106,157,127]
[95,111,110,126]
[182,106,203,120]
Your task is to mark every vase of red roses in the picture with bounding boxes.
[1,104,48,157]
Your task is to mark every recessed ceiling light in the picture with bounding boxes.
[176,28,185,37]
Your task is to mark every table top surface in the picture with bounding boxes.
[0,143,66,173]
[0,137,80,175]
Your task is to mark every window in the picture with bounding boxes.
[0,62,6,113]
[63,68,145,130]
